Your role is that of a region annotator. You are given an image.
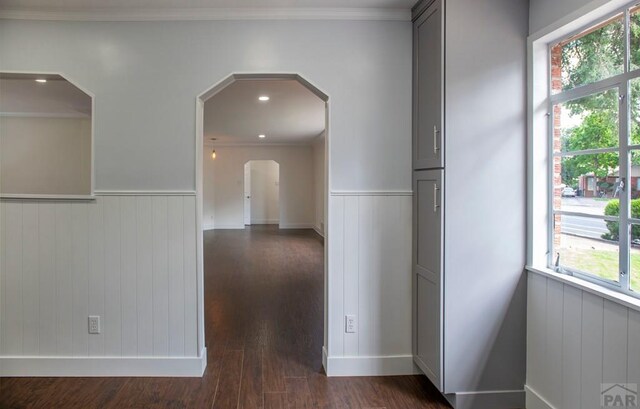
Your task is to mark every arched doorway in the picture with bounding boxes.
[195,73,329,376]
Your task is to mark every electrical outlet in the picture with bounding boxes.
[88,316,101,334]
[345,315,357,333]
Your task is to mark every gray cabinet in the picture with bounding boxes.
[412,0,445,392]
[411,0,527,407]
[413,170,443,390]
[413,0,443,170]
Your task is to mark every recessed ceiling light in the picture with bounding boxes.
[35,79,47,83]
[258,134,266,139]
[258,96,270,101]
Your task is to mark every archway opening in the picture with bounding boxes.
[195,73,329,378]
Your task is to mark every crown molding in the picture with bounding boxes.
[0,7,411,22]
[94,190,196,196]
[204,141,313,147]
[0,111,89,118]
[330,190,413,196]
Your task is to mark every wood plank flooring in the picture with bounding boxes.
[0,226,451,409]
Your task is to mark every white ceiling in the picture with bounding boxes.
[0,74,92,117]
[204,79,325,145]
[0,0,415,10]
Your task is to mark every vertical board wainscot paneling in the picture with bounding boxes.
[88,199,105,356]
[168,196,185,356]
[0,194,199,368]
[38,203,56,355]
[103,196,122,356]
[22,202,39,355]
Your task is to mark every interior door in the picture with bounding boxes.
[244,162,251,225]
[413,0,443,170]
[413,169,443,391]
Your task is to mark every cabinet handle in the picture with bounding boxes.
[433,184,440,213]
[433,125,440,154]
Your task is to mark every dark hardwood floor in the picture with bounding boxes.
[0,225,450,409]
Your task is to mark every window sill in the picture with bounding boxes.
[526,265,640,312]
[0,194,96,201]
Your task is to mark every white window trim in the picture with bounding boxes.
[528,0,640,299]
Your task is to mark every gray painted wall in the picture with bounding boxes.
[443,0,528,394]
[0,20,411,192]
[529,0,607,34]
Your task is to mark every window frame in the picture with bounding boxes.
[545,4,640,297]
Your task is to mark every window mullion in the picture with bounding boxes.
[547,97,555,270]
[625,8,631,73]
[620,79,631,292]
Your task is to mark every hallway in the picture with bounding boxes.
[199,226,450,408]
[0,226,450,409]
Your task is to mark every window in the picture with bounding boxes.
[0,72,93,197]
[548,5,640,296]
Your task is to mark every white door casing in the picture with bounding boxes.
[244,161,251,225]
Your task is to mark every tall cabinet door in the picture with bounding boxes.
[413,169,443,391]
[413,0,443,170]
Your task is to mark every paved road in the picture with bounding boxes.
[558,197,611,239]
[561,215,609,239]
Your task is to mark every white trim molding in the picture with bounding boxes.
[278,223,315,229]
[204,141,313,148]
[209,224,246,230]
[250,219,280,225]
[0,7,411,22]
[94,190,197,196]
[0,194,96,201]
[324,354,418,377]
[525,385,556,409]
[0,348,207,378]
[447,390,526,409]
[330,190,413,196]
[322,347,329,374]
[0,112,90,118]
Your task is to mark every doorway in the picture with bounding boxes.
[244,160,280,227]
[195,74,329,381]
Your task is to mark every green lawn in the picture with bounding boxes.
[561,248,640,291]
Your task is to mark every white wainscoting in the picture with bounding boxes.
[325,192,415,376]
[526,271,640,409]
[0,194,203,376]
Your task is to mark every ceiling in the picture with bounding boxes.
[0,0,415,10]
[0,73,92,117]
[204,79,325,145]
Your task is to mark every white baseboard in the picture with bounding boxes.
[448,389,526,409]
[250,219,279,225]
[324,354,418,377]
[525,385,556,409]
[0,347,207,377]
[212,224,245,229]
[313,226,324,237]
[322,346,328,374]
[279,223,315,229]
